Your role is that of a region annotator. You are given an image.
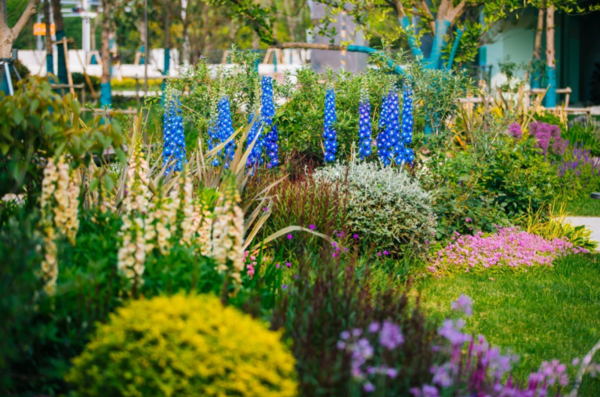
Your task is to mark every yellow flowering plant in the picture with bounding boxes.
[66,293,298,397]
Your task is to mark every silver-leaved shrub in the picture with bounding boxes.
[314,161,436,256]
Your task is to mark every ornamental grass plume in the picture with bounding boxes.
[358,85,372,160]
[261,76,279,168]
[163,90,187,173]
[430,227,587,275]
[323,87,338,163]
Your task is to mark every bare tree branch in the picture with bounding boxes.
[11,0,40,39]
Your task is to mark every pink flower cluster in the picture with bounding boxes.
[430,227,588,274]
[244,251,257,279]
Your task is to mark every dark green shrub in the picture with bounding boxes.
[422,135,558,240]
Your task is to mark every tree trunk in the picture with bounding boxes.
[545,4,556,107]
[100,0,112,107]
[533,7,544,60]
[51,0,68,84]
[162,5,171,92]
[532,6,545,88]
[44,0,54,75]
[0,0,41,58]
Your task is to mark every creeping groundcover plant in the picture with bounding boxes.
[430,227,589,275]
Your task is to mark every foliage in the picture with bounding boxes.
[250,168,349,258]
[564,121,600,157]
[402,62,470,134]
[522,203,599,252]
[0,77,126,204]
[421,134,559,241]
[430,227,587,276]
[420,253,600,395]
[66,293,297,397]
[271,245,438,397]
[71,72,101,94]
[0,207,43,393]
[314,161,436,257]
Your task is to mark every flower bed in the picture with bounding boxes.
[429,227,588,275]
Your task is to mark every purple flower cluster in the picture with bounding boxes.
[411,296,572,397]
[558,143,600,187]
[430,227,588,275]
[530,121,568,157]
[338,320,403,391]
[508,123,522,140]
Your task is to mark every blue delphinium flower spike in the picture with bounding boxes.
[377,92,391,166]
[163,91,187,173]
[386,88,405,166]
[217,95,236,169]
[246,111,264,169]
[401,85,414,165]
[207,98,222,167]
[323,87,337,163]
[261,76,279,168]
[358,87,372,160]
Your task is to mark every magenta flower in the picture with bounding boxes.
[309,224,316,230]
[377,252,382,257]
[287,234,293,240]
[282,284,287,290]
[364,383,375,393]
[286,262,291,267]
[353,234,359,239]
[383,250,390,256]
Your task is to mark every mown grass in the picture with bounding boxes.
[417,253,600,396]
[564,190,600,217]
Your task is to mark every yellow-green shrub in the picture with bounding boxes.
[66,294,297,397]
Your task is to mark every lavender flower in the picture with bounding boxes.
[324,87,337,163]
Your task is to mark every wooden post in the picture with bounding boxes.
[62,38,75,96]
[545,5,556,108]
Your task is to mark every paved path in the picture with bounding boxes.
[565,217,600,251]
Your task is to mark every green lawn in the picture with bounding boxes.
[564,191,600,217]
[417,254,600,396]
